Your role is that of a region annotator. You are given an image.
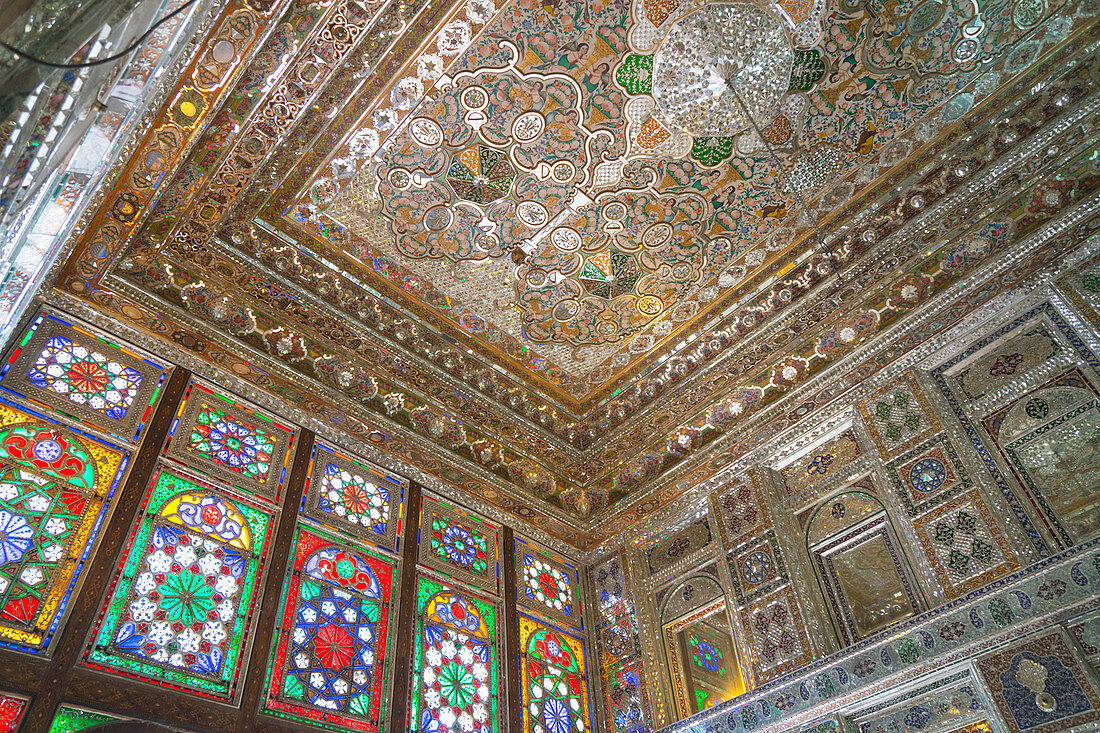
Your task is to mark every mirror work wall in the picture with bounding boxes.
[587,260,1100,732]
[0,247,1099,733]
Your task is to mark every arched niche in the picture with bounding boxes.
[658,574,746,719]
[805,490,923,645]
[996,385,1100,545]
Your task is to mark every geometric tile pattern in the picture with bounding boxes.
[301,441,406,553]
[715,478,769,545]
[884,434,973,517]
[739,587,811,683]
[975,629,1100,733]
[1,311,166,440]
[165,381,296,502]
[262,526,395,732]
[859,372,940,459]
[915,492,1019,598]
[515,537,582,630]
[417,495,500,595]
[729,532,787,604]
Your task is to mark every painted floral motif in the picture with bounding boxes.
[27,335,144,421]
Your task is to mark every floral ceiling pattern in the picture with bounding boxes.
[49,0,1100,545]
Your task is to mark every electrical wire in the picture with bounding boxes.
[0,0,199,69]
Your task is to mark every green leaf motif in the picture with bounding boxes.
[615,54,654,95]
[300,580,322,601]
[284,674,304,699]
[350,694,371,716]
[691,136,735,167]
[158,571,216,624]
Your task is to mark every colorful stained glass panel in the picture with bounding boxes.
[2,313,164,439]
[0,411,124,654]
[516,539,581,630]
[46,704,124,733]
[519,615,590,733]
[263,526,396,731]
[418,496,498,593]
[302,443,405,552]
[411,577,499,733]
[0,691,27,732]
[166,382,294,500]
[85,469,273,699]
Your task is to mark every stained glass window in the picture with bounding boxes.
[418,496,498,593]
[263,526,396,731]
[47,704,124,733]
[519,615,590,733]
[0,691,27,732]
[411,577,499,733]
[0,411,125,653]
[302,443,405,552]
[85,468,273,698]
[166,382,294,500]
[1,313,164,439]
[516,539,581,630]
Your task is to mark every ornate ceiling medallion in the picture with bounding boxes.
[651,2,794,137]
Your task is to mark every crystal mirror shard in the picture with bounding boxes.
[993,380,1100,546]
[411,577,500,733]
[0,402,126,654]
[515,537,582,630]
[1,311,167,440]
[807,496,922,644]
[165,381,296,501]
[418,495,500,594]
[84,468,275,699]
[651,2,794,137]
[262,526,396,731]
[301,441,407,553]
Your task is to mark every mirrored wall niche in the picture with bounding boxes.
[580,286,1100,731]
[658,573,745,716]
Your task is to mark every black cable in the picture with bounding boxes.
[0,0,200,69]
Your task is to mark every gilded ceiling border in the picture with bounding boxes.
[583,194,1100,554]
